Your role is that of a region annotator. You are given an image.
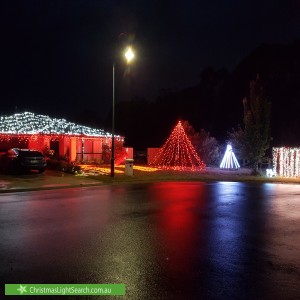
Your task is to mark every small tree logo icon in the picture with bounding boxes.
[17,285,27,295]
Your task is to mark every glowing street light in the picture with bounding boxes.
[111,46,135,177]
[124,47,134,62]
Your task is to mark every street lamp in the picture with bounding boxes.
[111,46,135,177]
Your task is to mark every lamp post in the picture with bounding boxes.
[111,46,135,177]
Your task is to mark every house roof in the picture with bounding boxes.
[0,112,115,137]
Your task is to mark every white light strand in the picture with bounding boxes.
[273,147,300,177]
[220,144,240,169]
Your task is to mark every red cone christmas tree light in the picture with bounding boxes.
[150,121,205,170]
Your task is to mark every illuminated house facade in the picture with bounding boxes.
[0,112,124,163]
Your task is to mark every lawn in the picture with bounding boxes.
[78,165,300,185]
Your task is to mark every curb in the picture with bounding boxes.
[0,182,103,194]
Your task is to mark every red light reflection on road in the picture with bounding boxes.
[151,182,205,275]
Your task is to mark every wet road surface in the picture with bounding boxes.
[1,182,300,299]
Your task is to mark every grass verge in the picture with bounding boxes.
[83,166,300,185]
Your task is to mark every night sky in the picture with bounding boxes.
[2,1,300,125]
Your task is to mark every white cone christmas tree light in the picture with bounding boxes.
[220,144,240,169]
[150,121,205,170]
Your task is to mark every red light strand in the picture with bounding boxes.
[150,121,205,170]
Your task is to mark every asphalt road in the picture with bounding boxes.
[1,182,300,299]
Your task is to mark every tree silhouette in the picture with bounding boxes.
[229,76,271,169]
[182,121,221,166]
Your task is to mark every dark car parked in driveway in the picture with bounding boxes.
[0,148,47,174]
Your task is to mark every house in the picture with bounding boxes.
[0,112,126,163]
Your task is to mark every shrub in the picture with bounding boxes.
[46,159,82,174]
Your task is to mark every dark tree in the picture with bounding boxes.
[182,120,221,166]
[229,76,271,169]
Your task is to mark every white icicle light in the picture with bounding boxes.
[273,147,300,177]
[0,112,120,138]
